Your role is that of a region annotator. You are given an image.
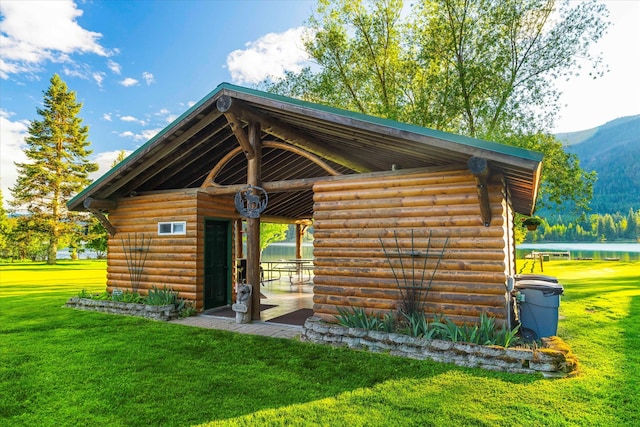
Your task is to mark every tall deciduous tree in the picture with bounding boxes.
[267,0,608,212]
[260,223,289,254]
[11,74,98,264]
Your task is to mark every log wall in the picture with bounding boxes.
[312,168,511,325]
[106,191,236,310]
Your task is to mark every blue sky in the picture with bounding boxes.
[1,0,639,206]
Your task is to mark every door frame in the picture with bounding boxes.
[203,218,233,309]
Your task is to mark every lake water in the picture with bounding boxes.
[517,242,640,262]
[59,241,640,262]
[261,242,314,262]
[266,242,640,262]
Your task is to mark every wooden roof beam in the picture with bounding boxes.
[221,111,255,160]
[467,156,492,227]
[215,95,374,174]
[202,165,463,196]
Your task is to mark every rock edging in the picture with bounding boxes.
[301,317,577,377]
[65,297,179,321]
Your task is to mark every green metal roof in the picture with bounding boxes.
[68,82,542,215]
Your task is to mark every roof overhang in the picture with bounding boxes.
[68,83,543,217]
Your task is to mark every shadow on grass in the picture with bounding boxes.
[0,292,540,426]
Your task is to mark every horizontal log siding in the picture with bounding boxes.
[312,169,510,325]
[106,191,236,309]
[107,192,199,301]
[196,193,237,310]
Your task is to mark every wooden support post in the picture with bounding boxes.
[246,121,262,321]
[83,197,117,236]
[234,219,244,259]
[467,156,492,227]
[295,224,303,260]
[87,209,116,236]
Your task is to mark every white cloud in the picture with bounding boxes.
[107,59,121,74]
[0,110,29,206]
[120,115,145,125]
[137,128,162,142]
[0,0,110,79]
[103,113,112,121]
[89,150,133,182]
[119,77,139,87]
[154,108,177,123]
[117,128,162,142]
[226,26,313,85]
[142,71,154,85]
[92,71,105,86]
[63,66,88,80]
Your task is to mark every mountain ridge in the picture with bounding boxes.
[554,114,640,214]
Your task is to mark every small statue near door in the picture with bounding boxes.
[232,283,252,323]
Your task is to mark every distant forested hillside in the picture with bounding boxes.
[556,115,640,214]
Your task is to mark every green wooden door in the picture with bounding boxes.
[204,219,230,309]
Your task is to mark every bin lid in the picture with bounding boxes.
[515,279,564,295]
[514,274,558,283]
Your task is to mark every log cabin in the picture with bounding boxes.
[68,83,542,326]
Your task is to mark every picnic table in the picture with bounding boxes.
[261,259,313,287]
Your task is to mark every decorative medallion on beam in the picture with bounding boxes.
[234,185,268,219]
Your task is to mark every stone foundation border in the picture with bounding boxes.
[302,317,577,377]
[65,297,179,321]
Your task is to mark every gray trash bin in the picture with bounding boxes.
[515,279,564,340]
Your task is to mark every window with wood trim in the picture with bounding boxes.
[157,221,186,236]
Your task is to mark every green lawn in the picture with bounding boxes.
[1,260,638,426]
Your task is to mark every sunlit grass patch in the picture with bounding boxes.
[1,259,638,426]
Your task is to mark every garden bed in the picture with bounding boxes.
[302,317,577,377]
[65,297,179,321]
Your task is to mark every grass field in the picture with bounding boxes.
[1,259,638,426]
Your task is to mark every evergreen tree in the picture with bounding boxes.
[0,188,11,257]
[111,150,128,168]
[627,208,638,241]
[10,74,98,264]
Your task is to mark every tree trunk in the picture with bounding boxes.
[47,234,58,265]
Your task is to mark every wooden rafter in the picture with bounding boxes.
[201,140,342,188]
[221,111,255,160]
[96,109,222,200]
[215,95,374,173]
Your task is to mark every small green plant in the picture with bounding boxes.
[111,289,144,304]
[76,284,196,315]
[178,300,197,318]
[336,307,521,348]
[432,315,462,342]
[76,289,93,298]
[145,285,179,306]
[335,306,388,331]
[432,313,521,348]
[401,311,436,338]
[522,216,542,230]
